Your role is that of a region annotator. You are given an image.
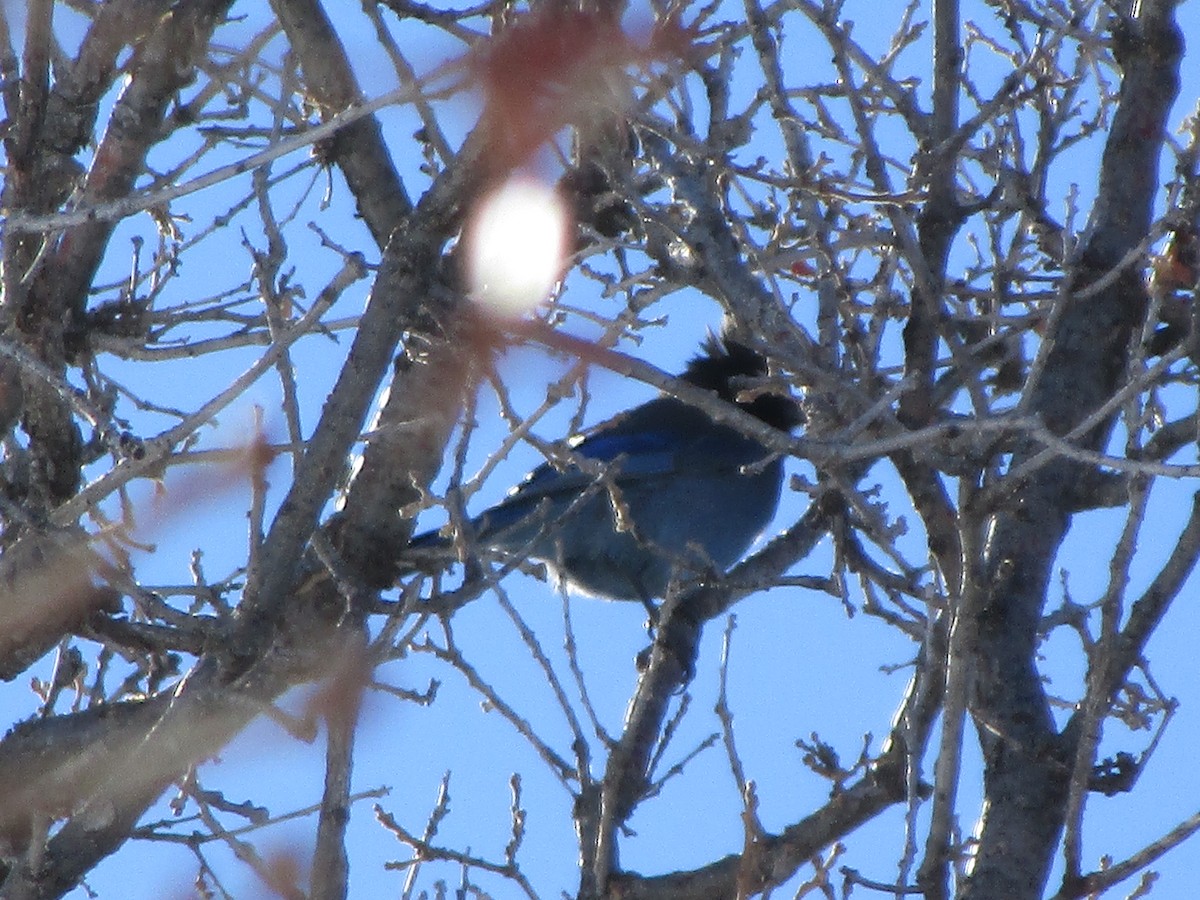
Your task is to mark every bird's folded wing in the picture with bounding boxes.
[479,427,766,524]
[504,430,677,498]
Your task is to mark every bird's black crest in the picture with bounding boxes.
[681,333,801,431]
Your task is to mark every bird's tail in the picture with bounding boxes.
[394,526,456,580]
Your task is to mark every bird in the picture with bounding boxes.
[407,332,800,606]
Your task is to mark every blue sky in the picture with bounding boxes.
[3,1,1200,897]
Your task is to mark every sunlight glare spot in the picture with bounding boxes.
[466,177,569,317]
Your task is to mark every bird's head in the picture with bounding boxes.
[682,333,802,432]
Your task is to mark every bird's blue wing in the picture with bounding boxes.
[571,429,675,463]
[497,403,770,504]
[504,429,677,497]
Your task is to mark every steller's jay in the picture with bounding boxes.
[407,333,800,604]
